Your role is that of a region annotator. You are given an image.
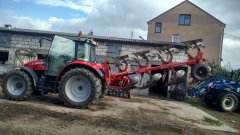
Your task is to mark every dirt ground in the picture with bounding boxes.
[190,98,240,133]
[0,83,239,135]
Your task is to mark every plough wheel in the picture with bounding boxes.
[191,64,209,81]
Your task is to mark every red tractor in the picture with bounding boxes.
[2,35,209,108]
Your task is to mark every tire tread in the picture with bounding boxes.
[2,70,33,101]
[58,68,102,108]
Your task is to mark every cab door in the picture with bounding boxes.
[45,36,75,76]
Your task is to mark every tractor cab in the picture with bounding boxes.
[43,35,98,76]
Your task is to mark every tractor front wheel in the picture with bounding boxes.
[217,92,239,112]
[3,70,33,100]
[59,68,102,108]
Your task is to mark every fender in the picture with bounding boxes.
[56,60,104,82]
[222,89,240,99]
[20,66,39,86]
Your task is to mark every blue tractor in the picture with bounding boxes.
[204,70,240,112]
[188,76,230,97]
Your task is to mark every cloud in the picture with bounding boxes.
[1,0,240,66]
[34,0,94,13]
[3,0,185,38]
[222,37,240,66]
[0,10,51,30]
[49,17,64,22]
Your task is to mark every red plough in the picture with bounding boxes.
[103,39,210,98]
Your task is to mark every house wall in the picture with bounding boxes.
[147,1,225,64]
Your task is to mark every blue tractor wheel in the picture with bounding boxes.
[217,92,239,112]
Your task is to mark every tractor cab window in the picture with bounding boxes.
[77,43,96,62]
[45,36,75,76]
[90,46,96,62]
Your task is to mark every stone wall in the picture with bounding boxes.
[0,32,189,75]
[0,32,190,96]
[0,32,51,74]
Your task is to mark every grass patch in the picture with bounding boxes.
[203,116,223,126]
[185,99,205,109]
[186,99,226,126]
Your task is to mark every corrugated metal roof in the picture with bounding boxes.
[0,27,187,48]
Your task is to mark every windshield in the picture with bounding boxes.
[45,36,75,76]
[77,43,96,62]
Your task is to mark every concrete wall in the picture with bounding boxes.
[147,1,225,64]
[0,32,51,74]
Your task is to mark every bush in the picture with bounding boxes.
[207,61,229,77]
[207,61,240,81]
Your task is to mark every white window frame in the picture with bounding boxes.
[172,34,180,43]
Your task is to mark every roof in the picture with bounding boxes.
[0,27,188,48]
[147,0,225,26]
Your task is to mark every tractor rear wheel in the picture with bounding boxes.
[99,82,108,99]
[217,92,239,112]
[59,68,102,108]
[3,70,33,100]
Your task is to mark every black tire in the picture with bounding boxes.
[217,92,239,112]
[33,90,42,95]
[203,94,214,107]
[2,70,33,100]
[99,81,108,99]
[191,64,209,81]
[58,68,102,108]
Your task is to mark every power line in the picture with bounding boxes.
[224,33,240,40]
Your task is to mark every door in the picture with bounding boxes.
[45,36,75,76]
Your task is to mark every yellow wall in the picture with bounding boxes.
[147,1,225,64]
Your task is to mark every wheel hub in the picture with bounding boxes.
[197,67,207,76]
[223,97,234,110]
[7,76,26,96]
[78,86,83,91]
[15,82,23,89]
[65,76,91,103]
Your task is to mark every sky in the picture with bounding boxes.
[0,0,240,68]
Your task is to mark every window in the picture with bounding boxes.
[179,14,191,25]
[155,22,162,33]
[77,43,96,62]
[37,54,48,59]
[0,33,11,47]
[172,34,180,43]
[0,51,9,64]
[90,46,96,62]
[107,45,122,57]
[46,36,75,76]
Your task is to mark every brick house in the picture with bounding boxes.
[147,0,225,64]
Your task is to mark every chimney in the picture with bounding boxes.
[4,24,12,29]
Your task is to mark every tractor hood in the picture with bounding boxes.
[23,59,46,71]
